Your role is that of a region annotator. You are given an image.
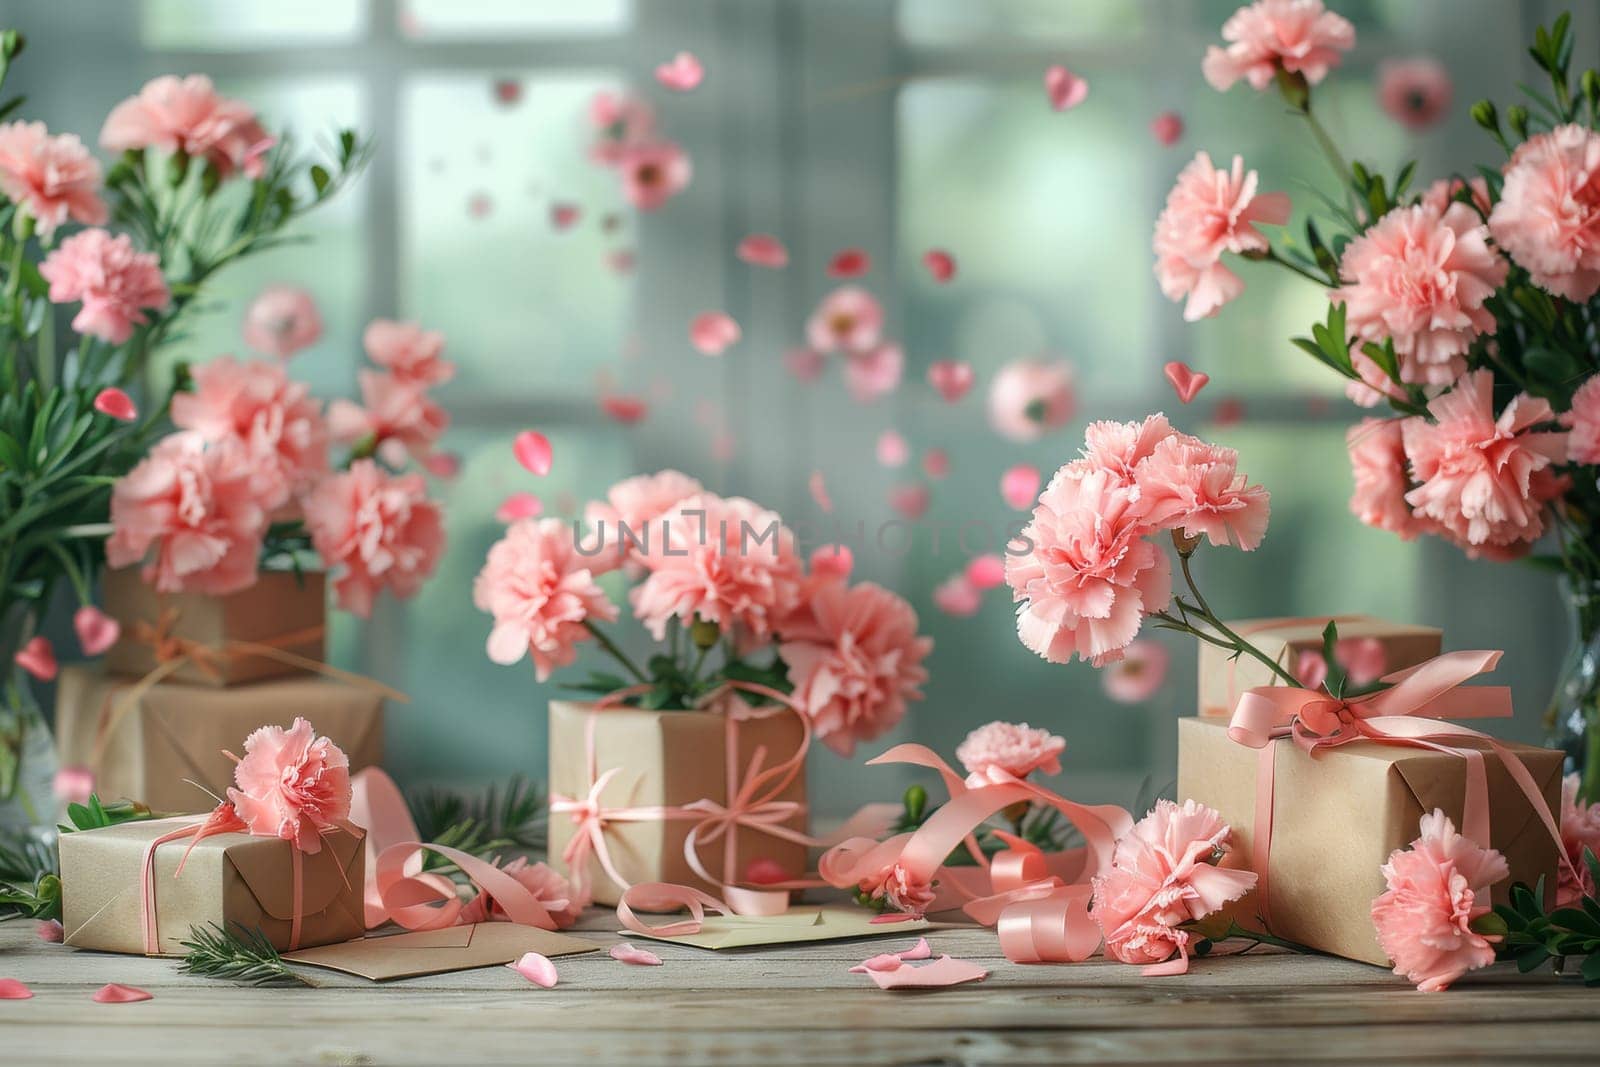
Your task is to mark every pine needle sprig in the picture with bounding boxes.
[178,923,316,987]
[406,775,548,872]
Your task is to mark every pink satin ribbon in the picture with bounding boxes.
[1227,649,1576,927]
[137,816,305,955]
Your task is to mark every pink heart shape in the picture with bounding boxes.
[93,387,137,421]
[889,483,931,520]
[926,360,974,403]
[933,574,982,617]
[13,636,57,682]
[507,952,559,988]
[1045,66,1090,112]
[549,202,580,230]
[73,605,121,656]
[876,430,909,468]
[1000,464,1041,510]
[654,51,704,92]
[609,943,663,966]
[92,983,152,1004]
[690,311,741,356]
[922,249,956,283]
[0,978,33,999]
[512,431,553,476]
[1163,361,1210,404]
[737,233,789,269]
[808,544,853,582]
[964,555,1006,591]
[827,248,870,278]
[495,492,543,523]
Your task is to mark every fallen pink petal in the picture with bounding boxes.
[507,952,559,988]
[610,943,663,966]
[737,233,789,268]
[93,387,137,421]
[896,937,933,961]
[512,431,554,476]
[690,311,741,356]
[92,983,153,1004]
[0,978,33,999]
[864,955,988,990]
[1045,65,1089,111]
[35,920,64,944]
[848,953,904,974]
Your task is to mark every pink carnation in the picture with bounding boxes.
[242,285,322,358]
[859,860,939,918]
[805,286,883,354]
[1346,417,1431,538]
[459,858,584,928]
[1092,799,1257,968]
[1202,0,1356,92]
[954,721,1064,782]
[1135,435,1271,550]
[0,121,107,237]
[778,582,931,757]
[1561,375,1600,466]
[106,432,267,595]
[226,717,351,855]
[1076,415,1176,482]
[1558,774,1600,906]
[473,517,619,680]
[583,469,704,566]
[1378,57,1452,131]
[38,229,169,344]
[171,356,329,508]
[987,359,1076,442]
[1489,124,1600,301]
[1332,203,1507,386]
[1371,809,1509,992]
[363,319,454,387]
[1420,176,1493,216]
[618,140,691,212]
[327,370,449,457]
[101,74,272,180]
[630,493,803,645]
[1401,370,1568,552]
[305,459,445,618]
[1153,151,1291,321]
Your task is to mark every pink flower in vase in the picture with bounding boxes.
[1562,375,1600,466]
[1102,638,1170,704]
[101,74,273,180]
[987,359,1076,442]
[1202,0,1356,92]
[171,356,330,508]
[39,229,170,345]
[1378,58,1452,130]
[362,319,454,387]
[106,432,268,595]
[1331,202,1507,387]
[954,721,1064,783]
[0,121,107,236]
[1371,809,1509,991]
[1557,774,1600,906]
[227,717,351,855]
[473,517,619,679]
[618,140,692,212]
[305,460,445,618]
[583,469,704,568]
[805,287,884,354]
[1490,125,1600,302]
[242,285,322,358]
[458,858,585,927]
[327,370,449,458]
[1346,418,1430,540]
[1135,434,1271,551]
[1153,152,1290,321]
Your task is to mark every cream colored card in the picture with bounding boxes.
[284,921,598,980]
[624,905,933,950]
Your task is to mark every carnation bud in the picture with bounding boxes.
[200,163,221,197]
[1469,99,1498,133]
[902,784,927,824]
[1171,528,1203,557]
[690,617,720,649]
[169,149,190,185]
[1506,104,1530,140]
[1274,67,1309,111]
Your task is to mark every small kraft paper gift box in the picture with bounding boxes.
[1178,717,1564,965]
[102,566,327,687]
[548,699,809,907]
[60,818,365,956]
[55,665,384,813]
[1196,615,1442,717]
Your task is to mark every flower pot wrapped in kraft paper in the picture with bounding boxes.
[547,699,809,907]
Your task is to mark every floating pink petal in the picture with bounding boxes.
[52,766,95,805]
[0,978,33,999]
[889,483,930,520]
[73,605,120,655]
[933,574,982,617]
[495,492,543,523]
[926,360,974,403]
[784,347,825,383]
[1102,638,1170,704]
[827,248,870,277]
[922,249,956,283]
[1000,464,1041,510]
[810,544,853,581]
[14,636,56,682]
[845,342,903,402]
[864,955,987,990]
[1045,66,1089,111]
[606,249,636,275]
[737,233,789,268]
[600,394,649,424]
[1213,397,1246,427]
[36,920,64,943]
[550,202,581,230]
[809,470,833,513]
[493,79,522,106]
[922,448,950,480]
[422,452,461,479]
[876,430,909,468]
[655,51,705,92]
[507,952,559,988]
[689,311,741,356]
[1150,110,1184,146]
[92,983,152,1003]
[512,430,553,476]
[609,943,663,966]
[897,937,933,961]
[93,387,137,421]
[1163,361,1209,404]
[965,555,1006,591]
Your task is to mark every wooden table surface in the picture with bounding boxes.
[3,911,1597,1065]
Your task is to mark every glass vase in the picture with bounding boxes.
[0,600,59,838]
[1544,577,1600,804]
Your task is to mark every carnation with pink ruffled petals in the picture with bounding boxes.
[1332,203,1507,386]
[954,721,1064,782]
[1420,176,1492,216]
[242,285,322,358]
[171,356,329,508]
[39,229,169,344]
[226,717,351,855]
[459,858,585,928]
[1371,809,1509,992]
[101,74,272,180]
[0,120,107,236]
[1202,0,1355,92]
[327,370,449,458]
[1153,151,1291,321]
[1558,774,1600,906]
[1489,124,1600,301]
[474,517,618,679]
[1346,418,1431,540]
[1401,370,1568,551]
[363,319,454,387]
[305,460,445,618]
[1378,57,1452,130]
[619,140,691,212]
[1561,375,1600,466]
[805,286,883,354]
[583,469,703,566]
[987,359,1076,442]
[106,432,267,595]
[1136,434,1271,550]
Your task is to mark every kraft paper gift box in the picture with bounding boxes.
[1177,716,1564,966]
[1197,615,1442,717]
[55,664,384,813]
[102,566,327,687]
[548,699,809,907]
[60,817,365,956]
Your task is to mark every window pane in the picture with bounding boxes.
[141,0,365,48]
[401,0,631,38]
[899,0,1140,45]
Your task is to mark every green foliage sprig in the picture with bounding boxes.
[0,792,154,921]
[178,922,314,987]
[405,775,547,875]
[1484,848,1600,985]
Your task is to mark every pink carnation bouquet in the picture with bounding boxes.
[474,470,933,757]
[1155,5,1600,800]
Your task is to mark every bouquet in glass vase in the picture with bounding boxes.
[1154,2,1600,798]
[0,29,367,828]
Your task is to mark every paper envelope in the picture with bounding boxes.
[283,921,598,980]
[624,905,933,950]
